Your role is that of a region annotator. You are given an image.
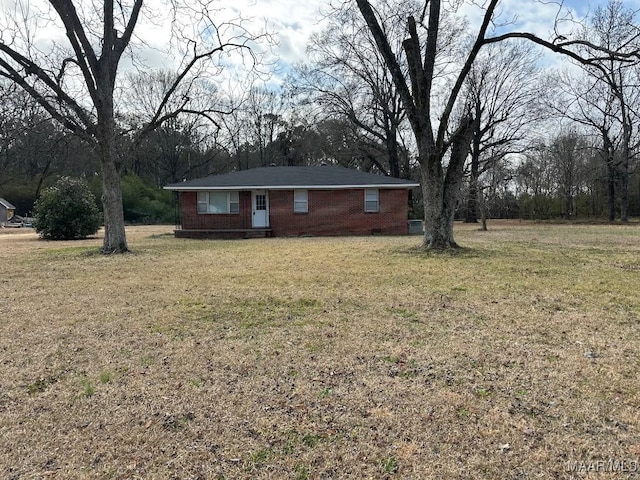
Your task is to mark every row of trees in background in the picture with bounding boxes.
[461,129,639,225]
[1,0,639,247]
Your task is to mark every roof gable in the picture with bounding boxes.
[0,197,16,209]
[164,166,419,191]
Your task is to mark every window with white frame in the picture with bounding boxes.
[294,189,308,213]
[197,191,240,214]
[364,189,379,212]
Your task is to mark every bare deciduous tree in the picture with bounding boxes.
[463,40,544,225]
[246,87,288,167]
[295,2,423,179]
[548,130,591,220]
[0,0,266,252]
[550,0,640,221]
[355,0,640,249]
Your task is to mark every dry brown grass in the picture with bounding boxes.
[1,221,639,479]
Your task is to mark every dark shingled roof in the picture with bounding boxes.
[164,166,419,191]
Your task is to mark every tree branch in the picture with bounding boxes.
[437,0,499,152]
[48,0,100,102]
[483,32,640,77]
[355,0,418,133]
[0,44,95,134]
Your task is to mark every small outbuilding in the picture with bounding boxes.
[0,198,16,226]
[164,166,420,238]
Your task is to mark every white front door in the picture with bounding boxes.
[252,190,269,228]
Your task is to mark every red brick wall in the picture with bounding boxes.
[180,191,251,230]
[269,189,409,236]
[179,189,409,236]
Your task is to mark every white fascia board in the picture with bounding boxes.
[164,183,420,191]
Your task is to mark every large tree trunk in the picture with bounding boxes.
[100,154,128,253]
[97,101,128,253]
[386,123,401,179]
[421,117,474,249]
[422,162,454,248]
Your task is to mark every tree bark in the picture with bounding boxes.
[94,18,129,253]
[100,149,127,253]
[96,98,128,252]
[386,123,401,179]
[421,158,449,248]
[422,117,474,249]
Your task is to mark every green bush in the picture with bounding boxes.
[121,174,173,224]
[33,177,101,240]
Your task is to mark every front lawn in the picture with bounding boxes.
[1,222,638,478]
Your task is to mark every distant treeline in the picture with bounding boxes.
[1,90,638,224]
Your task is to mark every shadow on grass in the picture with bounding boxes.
[147,232,175,239]
[389,244,493,260]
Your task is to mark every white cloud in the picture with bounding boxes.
[0,0,626,91]
[228,0,327,74]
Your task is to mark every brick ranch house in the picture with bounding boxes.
[164,166,419,238]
